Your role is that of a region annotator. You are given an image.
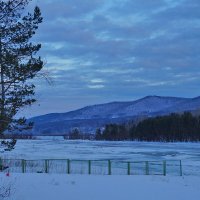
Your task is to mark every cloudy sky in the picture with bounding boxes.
[22,0,200,117]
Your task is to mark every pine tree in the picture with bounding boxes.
[0,0,43,137]
[95,128,102,140]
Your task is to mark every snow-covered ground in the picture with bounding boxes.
[1,173,200,200]
[1,139,200,161]
[1,140,200,199]
[1,139,200,175]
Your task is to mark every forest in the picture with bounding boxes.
[95,112,200,142]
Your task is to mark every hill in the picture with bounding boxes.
[29,95,200,135]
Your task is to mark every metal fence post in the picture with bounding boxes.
[127,162,130,175]
[108,160,111,175]
[21,159,26,173]
[0,157,3,171]
[180,160,183,176]
[163,161,166,176]
[88,160,91,175]
[45,159,49,173]
[145,161,149,175]
[0,158,2,171]
[67,159,70,174]
[24,160,26,173]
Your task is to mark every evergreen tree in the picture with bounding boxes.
[69,128,81,139]
[0,0,43,138]
[97,112,200,142]
[95,128,102,140]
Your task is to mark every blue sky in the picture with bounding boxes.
[22,0,200,117]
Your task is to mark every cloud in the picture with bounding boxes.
[154,0,200,21]
[109,0,167,16]
[24,0,200,117]
[36,0,104,20]
[88,84,105,89]
[90,78,105,83]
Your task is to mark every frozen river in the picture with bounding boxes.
[1,139,200,175]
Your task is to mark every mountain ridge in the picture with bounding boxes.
[29,95,200,135]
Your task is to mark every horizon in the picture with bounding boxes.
[21,0,200,118]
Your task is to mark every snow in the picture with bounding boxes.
[1,140,200,176]
[1,140,200,199]
[1,173,200,200]
[2,140,200,161]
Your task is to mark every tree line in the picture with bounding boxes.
[63,128,94,140]
[95,112,200,142]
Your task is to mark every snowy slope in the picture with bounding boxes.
[167,96,200,113]
[29,95,200,135]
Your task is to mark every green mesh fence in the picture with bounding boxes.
[130,161,146,175]
[0,158,182,176]
[166,160,182,176]
[110,161,128,175]
[90,160,108,175]
[1,159,22,173]
[49,159,69,174]
[25,160,46,173]
[148,161,164,175]
[70,160,88,174]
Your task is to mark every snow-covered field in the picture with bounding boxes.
[1,174,200,200]
[1,139,200,176]
[1,139,200,161]
[1,139,200,200]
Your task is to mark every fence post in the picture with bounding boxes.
[179,160,182,176]
[108,160,111,175]
[21,159,26,173]
[0,158,2,171]
[127,162,130,175]
[67,159,70,174]
[145,161,149,175]
[163,161,166,176]
[88,160,91,175]
[24,160,26,173]
[45,159,49,173]
[21,159,23,173]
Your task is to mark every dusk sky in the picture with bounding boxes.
[22,0,200,117]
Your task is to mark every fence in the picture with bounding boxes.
[0,159,183,176]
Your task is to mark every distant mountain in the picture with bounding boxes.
[29,95,200,135]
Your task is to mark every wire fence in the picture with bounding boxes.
[0,159,183,176]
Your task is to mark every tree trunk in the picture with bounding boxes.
[0,34,5,115]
